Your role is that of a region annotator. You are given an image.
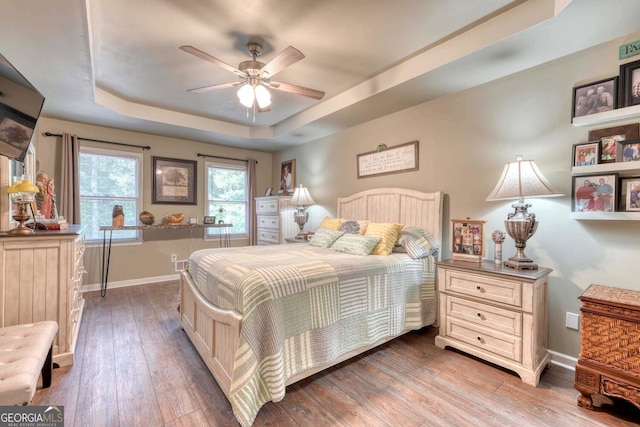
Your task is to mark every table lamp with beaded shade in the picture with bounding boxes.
[485,155,563,270]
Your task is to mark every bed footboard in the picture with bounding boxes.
[180,270,242,399]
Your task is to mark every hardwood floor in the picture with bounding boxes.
[34,281,640,426]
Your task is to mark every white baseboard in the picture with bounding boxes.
[82,274,180,293]
[548,350,577,371]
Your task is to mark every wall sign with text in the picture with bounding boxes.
[357,140,419,178]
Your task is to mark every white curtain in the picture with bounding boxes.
[248,159,258,245]
[60,133,80,223]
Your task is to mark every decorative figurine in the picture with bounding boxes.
[491,230,506,264]
[35,171,58,219]
[139,210,155,225]
[112,205,125,227]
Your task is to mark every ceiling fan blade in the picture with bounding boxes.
[187,81,243,94]
[180,45,245,77]
[261,46,305,77]
[269,81,325,100]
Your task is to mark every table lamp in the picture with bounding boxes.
[7,177,40,235]
[290,184,315,239]
[485,155,563,269]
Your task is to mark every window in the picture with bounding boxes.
[205,161,248,238]
[79,147,142,242]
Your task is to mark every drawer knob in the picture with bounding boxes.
[477,336,482,342]
[477,312,482,318]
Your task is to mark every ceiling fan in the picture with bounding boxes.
[179,42,325,112]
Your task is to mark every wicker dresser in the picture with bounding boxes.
[574,284,640,409]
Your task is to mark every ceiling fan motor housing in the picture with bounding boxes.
[239,60,266,77]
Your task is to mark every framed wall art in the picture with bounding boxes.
[278,159,295,193]
[572,141,600,166]
[571,173,618,213]
[451,218,486,262]
[619,59,640,107]
[357,140,419,179]
[588,123,639,164]
[620,177,640,211]
[152,156,197,205]
[571,77,617,120]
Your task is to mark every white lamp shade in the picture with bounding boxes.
[291,185,315,205]
[486,158,563,201]
[237,84,254,108]
[254,84,272,109]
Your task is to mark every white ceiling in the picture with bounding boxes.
[1,0,640,152]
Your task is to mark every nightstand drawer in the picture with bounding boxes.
[256,200,279,214]
[444,269,522,307]
[258,229,280,244]
[258,215,280,230]
[447,295,522,337]
[447,317,522,362]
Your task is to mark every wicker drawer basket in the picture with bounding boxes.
[574,284,640,409]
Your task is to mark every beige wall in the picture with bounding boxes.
[32,117,273,284]
[273,32,640,358]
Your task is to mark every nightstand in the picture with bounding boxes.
[434,259,552,386]
[284,237,308,244]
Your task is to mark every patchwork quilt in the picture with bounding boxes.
[188,245,437,426]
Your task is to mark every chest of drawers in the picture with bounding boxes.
[435,259,552,386]
[255,195,297,245]
[574,284,640,410]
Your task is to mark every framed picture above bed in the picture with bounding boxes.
[451,218,486,262]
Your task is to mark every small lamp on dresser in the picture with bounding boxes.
[290,184,315,239]
[7,177,39,235]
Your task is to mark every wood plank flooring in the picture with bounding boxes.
[33,282,640,426]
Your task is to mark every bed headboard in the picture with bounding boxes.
[337,188,444,242]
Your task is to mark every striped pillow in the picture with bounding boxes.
[364,223,404,255]
[319,216,345,230]
[396,226,439,259]
[308,228,344,248]
[330,234,381,256]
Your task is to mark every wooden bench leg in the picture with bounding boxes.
[41,344,53,389]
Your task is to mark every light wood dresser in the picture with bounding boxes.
[255,195,297,245]
[0,225,86,366]
[574,284,640,409]
[435,259,551,386]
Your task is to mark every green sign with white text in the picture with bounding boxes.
[620,40,640,60]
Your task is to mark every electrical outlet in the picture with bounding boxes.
[566,312,580,330]
[170,253,177,262]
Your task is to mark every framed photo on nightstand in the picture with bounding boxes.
[451,219,486,262]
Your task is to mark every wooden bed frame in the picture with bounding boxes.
[180,187,443,401]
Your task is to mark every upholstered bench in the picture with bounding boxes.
[0,321,58,405]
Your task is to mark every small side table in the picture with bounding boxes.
[434,259,552,386]
[284,237,308,244]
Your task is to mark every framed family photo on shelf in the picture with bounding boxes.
[619,59,640,107]
[571,77,617,120]
[620,177,640,211]
[572,173,617,213]
[620,139,640,162]
[451,218,486,262]
[588,123,640,164]
[572,141,600,166]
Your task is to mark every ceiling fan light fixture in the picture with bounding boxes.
[237,84,254,108]
[255,84,271,109]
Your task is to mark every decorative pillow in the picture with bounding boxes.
[338,219,370,235]
[396,226,439,259]
[308,228,344,248]
[319,216,345,230]
[364,223,404,255]
[330,234,381,256]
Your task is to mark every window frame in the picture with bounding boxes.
[79,146,143,244]
[204,161,249,240]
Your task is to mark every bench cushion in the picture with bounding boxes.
[0,321,58,405]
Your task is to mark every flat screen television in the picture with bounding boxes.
[0,53,45,162]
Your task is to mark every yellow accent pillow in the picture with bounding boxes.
[365,222,404,255]
[319,216,344,230]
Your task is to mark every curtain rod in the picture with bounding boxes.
[43,132,151,150]
[197,153,256,164]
